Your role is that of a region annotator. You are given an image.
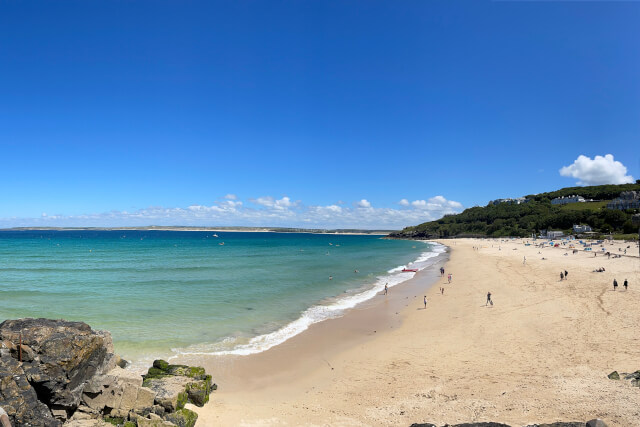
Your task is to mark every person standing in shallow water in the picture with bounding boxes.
[424,296,427,309]
[384,283,388,295]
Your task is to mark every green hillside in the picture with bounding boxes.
[390,183,640,239]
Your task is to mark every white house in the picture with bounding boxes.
[551,195,585,205]
[607,191,640,210]
[547,230,564,239]
[573,224,592,233]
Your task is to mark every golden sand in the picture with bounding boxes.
[183,238,640,426]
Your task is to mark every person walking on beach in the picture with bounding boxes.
[424,296,427,309]
[384,283,388,295]
[613,279,618,291]
[486,291,492,306]
[624,279,628,290]
[560,272,564,281]
[523,256,526,265]
[447,274,452,284]
[564,270,568,279]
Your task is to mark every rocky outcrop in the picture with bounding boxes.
[0,318,116,425]
[0,355,60,426]
[0,318,215,427]
[142,359,215,412]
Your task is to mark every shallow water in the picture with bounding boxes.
[0,230,439,366]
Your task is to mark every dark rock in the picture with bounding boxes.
[586,419,607,427]
[607,371,619,380]
[525,423,584,427]
[409,424,437,427]
[115,355,129,369]
[185,378,211,406]
[623,370,640,380]
[163,408,198,427]
[0,355,61,426]
[439,424,508,427]
[446,424,512,427]
[0,318,116,413]
[143,360,214,409]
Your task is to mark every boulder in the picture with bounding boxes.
[622,370,640,387]
[142,360,214,410]
[607,371,620,380]
[0,318,116,414]
[0,355,60,426]
[144,376,191,412]
[163,408,198,427]
[137,413,177,427]
[586,420,607,427]
[82,366,155,414]
[64,420,111,427]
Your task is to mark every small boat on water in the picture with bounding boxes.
[402,268,418,273]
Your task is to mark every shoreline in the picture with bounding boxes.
[185,238,640,425]
[170,242,447,364]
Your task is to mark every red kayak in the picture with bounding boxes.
[402,268,418,272]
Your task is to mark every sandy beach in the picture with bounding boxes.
[184,238,640,426]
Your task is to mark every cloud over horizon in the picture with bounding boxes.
[1,195,464,230]
[559,154,634,186]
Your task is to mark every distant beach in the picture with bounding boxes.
[2,226,393,235]
[184,238,640,426]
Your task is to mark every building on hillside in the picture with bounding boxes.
[540,229,564,239]
[551,195,585,205]
[547,230,564,239]
[573,224,592,233]
[488,197,528,206]
[607,191,640,210]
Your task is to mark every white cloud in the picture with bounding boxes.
[398,199,409,207]
[409,196,462,211]
[0,195,464,230]
[250,196,295,210]
[224,194,237,200]
[559,154,634,186]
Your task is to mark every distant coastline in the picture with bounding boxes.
[0,225,394,235]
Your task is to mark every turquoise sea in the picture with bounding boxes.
[0,230,443,367]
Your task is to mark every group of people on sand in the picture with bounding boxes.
[613,279,628,291]
[560,270,568,280]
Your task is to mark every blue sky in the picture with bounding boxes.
[1,0,638,229]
